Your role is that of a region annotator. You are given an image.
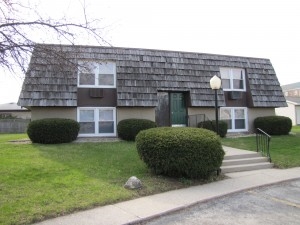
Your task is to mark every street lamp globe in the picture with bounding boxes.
[210,75,222,90]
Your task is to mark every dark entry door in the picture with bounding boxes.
[170,93,187,126]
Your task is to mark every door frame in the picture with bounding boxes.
[170,92,187,127]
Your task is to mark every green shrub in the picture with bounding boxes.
[117,119,157,141]
[198,120,214,130]
[254,116,292,135]
[136,127,225,179]
[27,118,80,144]
[198,120,228,138]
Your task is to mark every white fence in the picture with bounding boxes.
[0,119,30,133]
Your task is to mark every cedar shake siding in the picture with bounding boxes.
[18,44,287,134]
[18,44,287,109]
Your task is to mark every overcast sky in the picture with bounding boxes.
[1,0,299,104]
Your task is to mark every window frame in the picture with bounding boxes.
[220,107,248,132]
[77,61,116,88]
[77,107,117,137]
[220,67,246,92]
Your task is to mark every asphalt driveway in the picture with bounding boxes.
[142,179,300,225]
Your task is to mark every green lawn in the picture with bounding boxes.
[221,126,300,168]
[0,134,214,225]
[2,127,299,225]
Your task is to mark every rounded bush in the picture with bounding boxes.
[136,127,225,179]
[27,118,80,144]
[198,120,228,138]
[254,116,292,135]
[198,120,214,130]
[117,119,157,141]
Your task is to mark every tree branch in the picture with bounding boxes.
[0,0,111,76]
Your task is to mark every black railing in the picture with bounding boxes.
[256,128,272,162]
[188,114,211,127]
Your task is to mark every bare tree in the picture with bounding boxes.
[0,0,110,76]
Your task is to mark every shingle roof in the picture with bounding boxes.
[18,44,287,108]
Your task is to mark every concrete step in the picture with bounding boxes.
[221,162,274,173]
[221,148,273,173]
[222,157,268,166]
[224,152,262,160]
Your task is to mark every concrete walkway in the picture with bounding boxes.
[223,146,259,157]
[35,147,300,225]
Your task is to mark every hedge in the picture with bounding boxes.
[198,120,228,138]
[117,118,157,141]
[27,118,80,144]
[254,116,292,135]
[136,127,225,179]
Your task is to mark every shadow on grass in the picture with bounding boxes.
[36,141,146,183]
[1,136,226,225]
[36,141,224,193]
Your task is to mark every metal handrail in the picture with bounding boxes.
[256,128,272,162]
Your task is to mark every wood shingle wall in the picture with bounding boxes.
[18,44,287,108]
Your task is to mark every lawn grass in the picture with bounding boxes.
[221,126,300,168]
[0,134,217,225]
[3,127,299,225]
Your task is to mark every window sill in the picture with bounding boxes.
[78,133,117,137]
[223,89,246,92]
[78,86,116,89]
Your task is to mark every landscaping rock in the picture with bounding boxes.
[124,176,142,189]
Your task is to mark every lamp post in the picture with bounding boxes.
[210,75,222,135]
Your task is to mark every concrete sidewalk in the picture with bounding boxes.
[35,148,300,225]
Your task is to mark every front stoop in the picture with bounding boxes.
[221,152,273,173]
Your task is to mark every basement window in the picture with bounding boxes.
[78,61,116,88]
[220,67,246,91]
[77,107,116,137]
[220,107,248,132]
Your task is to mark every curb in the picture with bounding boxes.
[125,177,300,225]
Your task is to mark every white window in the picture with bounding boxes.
[220,67,246,91]
[77,107,116,137]
[220,107,248,132]
[78,61,116,88]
